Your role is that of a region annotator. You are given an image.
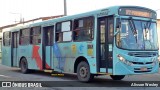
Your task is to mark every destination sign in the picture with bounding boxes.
[119,7,157,19]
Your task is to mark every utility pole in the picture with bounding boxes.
[64,0,67,16]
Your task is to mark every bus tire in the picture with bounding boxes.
[77,61,94,82]
[110,75,125,80]
[20,58,29,74]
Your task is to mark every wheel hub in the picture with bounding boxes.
[21,61,26,71]
[80,67,88,78]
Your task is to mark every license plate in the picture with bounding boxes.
[140,67,147,71]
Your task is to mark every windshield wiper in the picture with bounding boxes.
[141,22,145,50]
[128,17,137,43]
[143,21,154,49]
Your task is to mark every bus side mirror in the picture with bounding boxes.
[114,17,121,36]
[114,24,121,36]
[114,30,119,36]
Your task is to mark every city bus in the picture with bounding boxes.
[2,6,159,82]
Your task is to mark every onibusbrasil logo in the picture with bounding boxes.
[1,82,42,87]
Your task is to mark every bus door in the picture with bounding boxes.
[12,32,19,67]
[42,26,54,69]
[97,16,114,72]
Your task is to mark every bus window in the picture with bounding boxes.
[19,28,30,45]
[3,31,11,46]
[73,16,94,41]
[108,18,114,43]
[55,23,62,42]
[100,21,105,43]
[46,27,53,46]
[56,21,72,42]
[100,20,105,60]
[30,26,41,45]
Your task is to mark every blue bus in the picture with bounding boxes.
[2,6,159,82]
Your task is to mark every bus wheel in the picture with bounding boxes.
[110,75,125,80]
[20,58,29,74]
[77,61,94,82]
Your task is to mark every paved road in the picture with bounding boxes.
[0,63,160,90]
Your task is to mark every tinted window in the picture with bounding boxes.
[55,21,72,42]
[73,16,94,41]
[3,31,11,46]
[19,28,30,45]
[30,26,41,45]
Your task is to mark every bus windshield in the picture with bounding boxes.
[116,19,158,50]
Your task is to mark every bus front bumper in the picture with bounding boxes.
[113,60,159,75]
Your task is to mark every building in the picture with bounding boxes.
[0,15,63,57]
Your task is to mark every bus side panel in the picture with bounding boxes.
[53,43,74,72]
[45,46,52,69]
[18,44,48,71]
[30,45,44,70]
[18,45,40,70]
[28,45,38,70]
[13,48,18,66]
[52,42,97,74]
[2,47,12,66]
[18,46,29,67]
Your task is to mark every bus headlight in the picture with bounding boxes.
[117,54,125,62]
[117,54,133,66]
[151,58,158,66]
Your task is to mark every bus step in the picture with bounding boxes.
[44,70,53,73]
[97,72,112,75]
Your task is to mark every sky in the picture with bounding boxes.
[0,0,160,27]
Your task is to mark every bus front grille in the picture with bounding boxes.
[128,52,157,57]
[132,62,153,65]
[134,71,151,73]
[134,67,152,73]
